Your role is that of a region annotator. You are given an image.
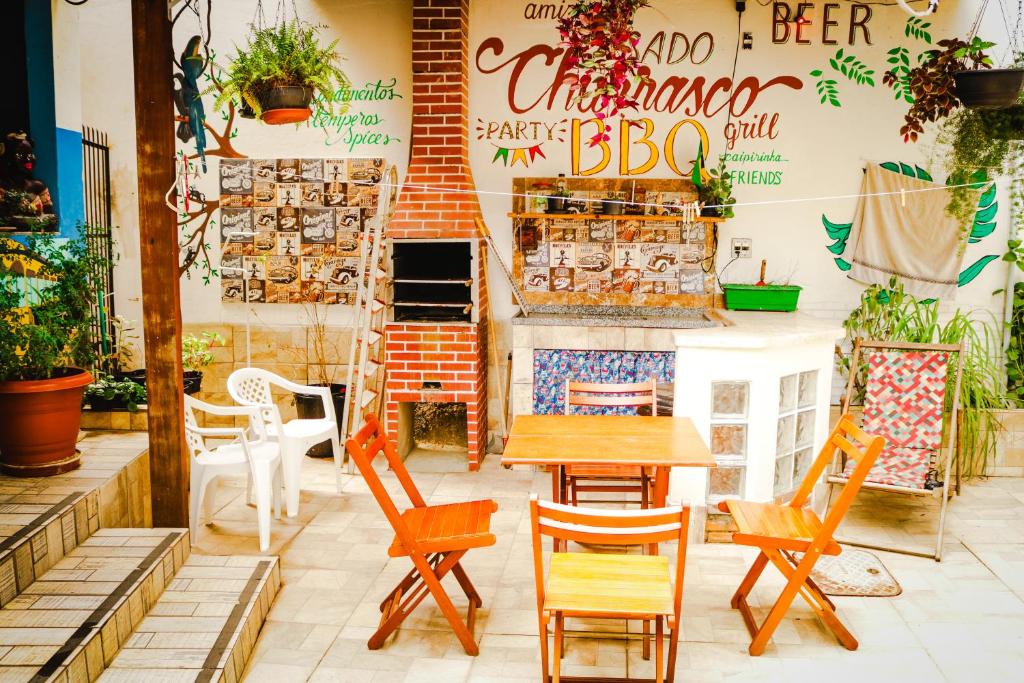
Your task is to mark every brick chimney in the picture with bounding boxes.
[390,0,482,239]
[384,0,488,470]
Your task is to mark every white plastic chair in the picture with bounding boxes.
[183,395,283,552]
[227,368,343,516]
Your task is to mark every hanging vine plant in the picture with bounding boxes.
[558,0,649,146]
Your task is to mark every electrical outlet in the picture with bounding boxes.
[731,238,752,258]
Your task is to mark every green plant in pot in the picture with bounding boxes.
[83,373,147,412]
[0,228,109,476]
[210,18,351,125]
[181,331,224,394]
[601,192,624,215]
[295,295,346,458]
[953,40,1024,109]
[698,156,735,219]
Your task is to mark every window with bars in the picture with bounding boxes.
[774,371,818,498]
[708,381,749,500]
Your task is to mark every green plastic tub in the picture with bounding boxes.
[722,284,802,312]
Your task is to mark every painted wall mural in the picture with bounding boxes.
[822,161,1000,292]
[217,157,384,304]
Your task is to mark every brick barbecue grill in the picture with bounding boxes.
[384,0,488,469]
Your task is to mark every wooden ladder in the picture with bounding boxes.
[341,165,398,478]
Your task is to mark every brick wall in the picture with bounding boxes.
[385,324,486,469]
[390,0,482,239]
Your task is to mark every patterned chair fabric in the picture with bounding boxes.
[842,351,949,489]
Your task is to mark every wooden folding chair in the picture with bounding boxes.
[530,496,691,683]
[563,378,657,507]
[718,415,884,656]
[345,414,498,655]
[827,339,965,561]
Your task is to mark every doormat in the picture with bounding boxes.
[799,549,902,597]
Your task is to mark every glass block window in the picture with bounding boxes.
[775,370,818,498]
[708,381,749,500]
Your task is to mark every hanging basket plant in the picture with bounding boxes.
[558,0,649,146]
[209,18,350,125]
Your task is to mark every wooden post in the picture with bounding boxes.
[131,0,188,527]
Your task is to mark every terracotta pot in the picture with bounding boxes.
[259,85,313,125]
[0,368,92,477]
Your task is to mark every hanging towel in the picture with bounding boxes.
[847,163,972,300]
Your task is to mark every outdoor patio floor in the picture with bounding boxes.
[176,443,1024,682]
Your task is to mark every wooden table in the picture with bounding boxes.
[502,414,715,509]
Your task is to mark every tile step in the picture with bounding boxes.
[98,554,280,683]
[0,527,189,682]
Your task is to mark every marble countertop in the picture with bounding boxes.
[511,305,720,329]
[674,310,845,349]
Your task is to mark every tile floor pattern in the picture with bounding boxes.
[188,453,1024,683]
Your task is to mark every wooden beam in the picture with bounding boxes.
[131,0,188,527]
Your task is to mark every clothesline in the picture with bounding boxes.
[345,172,1024,211]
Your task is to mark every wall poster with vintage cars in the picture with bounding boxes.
[510,177,723,309]
[218,157,385,304]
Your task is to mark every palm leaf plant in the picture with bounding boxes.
[209,19,351,124]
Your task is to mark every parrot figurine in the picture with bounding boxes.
[172,35,208,172]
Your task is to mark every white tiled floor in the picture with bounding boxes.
[188,454,1024,682]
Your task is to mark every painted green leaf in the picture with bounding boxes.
[958,255,1000,286]
[835,258,852,271]
[974,203,998,224]
[823,216,852,239]
[915,166,933,181]
[899,162,914,176]
[810,69,823,77]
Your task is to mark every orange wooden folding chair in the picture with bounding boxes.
[563,378,657,507]
[717,414,884,656]
[346,414,498,655]
[530,496,691,683]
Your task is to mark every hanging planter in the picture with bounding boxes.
[558,1,649,147]
[954,68,1024,109]
[209,15,350,126]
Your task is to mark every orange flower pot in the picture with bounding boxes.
[0,369,92,477]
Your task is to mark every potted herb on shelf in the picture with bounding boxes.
[211,18,351,125]
[601,192,624,215]
[698,157,736,218]
[0,228,109,476]
[294,296,346,458]
[181,331,224,394]
[83,374,147,412]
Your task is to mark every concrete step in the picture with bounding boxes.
[0,440,150,608]
[98,555,280,683]
[0,527,189,682]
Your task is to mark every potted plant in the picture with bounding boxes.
[547,188,571,213]
[181,331,224,394]
[295,296,346,458]
[601,192,624,215]
[0,190,57,232]
[698,157,736,218]
[0,228,109,476]
[211,18,351,125]
[84,373,147,412]
[558,0,649,147]
[936,89,1024,231]
[954,43,1024,109]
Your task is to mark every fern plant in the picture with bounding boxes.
[209,19,351,118]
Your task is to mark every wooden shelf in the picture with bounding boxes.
[508,213,725,222]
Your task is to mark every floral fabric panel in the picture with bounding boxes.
[843,350,949,489]
[532,350,675,415]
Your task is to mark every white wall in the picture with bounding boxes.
[77,0,1016,357]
